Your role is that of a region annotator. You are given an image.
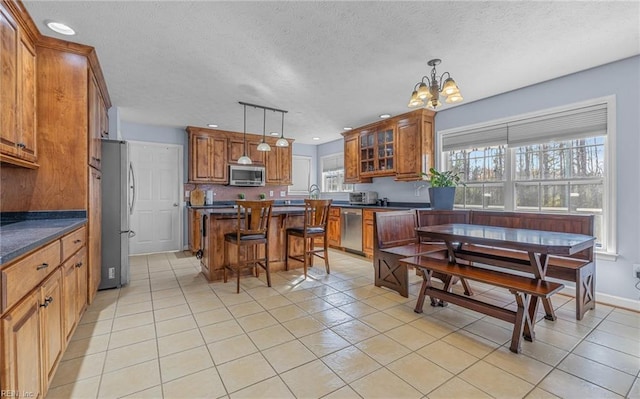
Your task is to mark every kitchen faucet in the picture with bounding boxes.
[308,184,321,199]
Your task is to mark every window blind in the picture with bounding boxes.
[322,154,343,173]
[442,124,508,152]
[507,103,607,146]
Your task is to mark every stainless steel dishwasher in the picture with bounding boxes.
[341,208,363,253]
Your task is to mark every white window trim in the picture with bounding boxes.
[320,152,353,193]
[436,95,617,259]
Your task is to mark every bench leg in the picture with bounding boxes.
[414,268,432,313]
[541,297,557,321]
[576,264,596,320]
[460,278,474,297]
[510,290,531,353]
[375,256,409,297]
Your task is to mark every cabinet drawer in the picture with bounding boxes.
[329,207,341,217]
[61,226,86,261]
[1,240,61,313]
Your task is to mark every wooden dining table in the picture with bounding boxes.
[414,223,596,326]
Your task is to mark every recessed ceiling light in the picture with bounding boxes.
[270,132,280,136]
[379,114,391,119]
[343,127,353,131]
[207,124,218,128]
[46,21,75,36]
[312,137,320,141]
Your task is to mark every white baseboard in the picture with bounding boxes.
[560,286,640,312]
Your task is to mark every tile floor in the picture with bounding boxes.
[47,250,640,398]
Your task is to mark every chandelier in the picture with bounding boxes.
[238,102,289,163]
[408,58,463,109]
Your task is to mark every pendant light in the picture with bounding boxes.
[257,108,271,152]
[275,111,289,147]
[237,104,252,164]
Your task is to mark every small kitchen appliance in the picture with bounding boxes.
[349,191,378,205]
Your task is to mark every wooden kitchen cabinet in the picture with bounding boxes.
[188,132,228,183]
[395,109,434,181]
[228,138,264,165]
[62,245,87,343]
[327,207,341,247]
[40,269,64,388]
[362,208,392,258]
[188,208,201,253]
[88,168,101,304]
[88,74,105,170]
[265,139,293,185]
[0,2,37,168]
[360,124,395,177]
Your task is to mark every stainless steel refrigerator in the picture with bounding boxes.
[99,140,135,289]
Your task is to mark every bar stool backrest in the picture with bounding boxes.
[303,199,332,230]
[235,200,274,236]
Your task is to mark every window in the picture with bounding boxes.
[289,156,311,194]
[321,153,354,193]
[439,99,615,253]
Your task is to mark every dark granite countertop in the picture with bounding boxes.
[0,211,87,266]
[189,200,430,211]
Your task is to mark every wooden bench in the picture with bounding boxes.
[373,210,471,297]
[400,254,564,353]
[468,211,595,320]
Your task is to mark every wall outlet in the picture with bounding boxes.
[269,190,274,197]
[185,190,190,197]
[108,267,115,279]
[280,191,286,197]
[634,264,640,279]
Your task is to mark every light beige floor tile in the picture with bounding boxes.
[321,345,381,383]
[117,291,153,306]
[460,360,534,398]
[268,304,307,323]
[257,294,294,310]
[208,334,258,365]
[596,319,640,341]
[629,377,640,399]
[385,324,438,351]
[280,359,345,398]
[322,385,362,399]
[362,294,400,311]
[296,297,334,314]
[111,311,154,332]
[417,341,480,374]
[409,316,458,338]
[158,328,205,357]
[217,291,255,306]
[428,376,493,399]
[520,338,569,367]
[217,352,276,393]
[534,323,583,351]
[152,293,187,310]
[103,339,158,373]
[330,319,380,344]
[463,318,512,345]
[539,369,623,399]
[282,315,327,337]
[70,319,112,341]
[383,305,423,323]
[261,339,317,373]
[98,359,161,398]
[155,314,198,337]
[355,334,411,365]
[236,311,279,332]
[484,346,553,384]
[299,329,351,357]
[162,367,227,399]
[312,307,354,328]
[50,352,107,388]
[431,306,481,328]
[323,292,358,307]
[525,387,561,399]
[231,376,294,399]
[159,345,214,383]
[350,367,422,398]
[62,333,110,360]
[281,288,317,302]
[586,329,640,357]
[557,353,635,395]
[108,324,156,350]
[227,301,265,318]
[537,316,595,339]
[200,319,245,343]
[441,329,500,358]
[388,352,453,394]
[79,308,116,324]
[115,300,153,318]
[573,340,640,376]
[194,307,234,327]
[359,311,405,332]
[337,301,378,318]
[247,324,295,350]
[606,308,640,328]
[45,375,101,398]
[154,303,192,322]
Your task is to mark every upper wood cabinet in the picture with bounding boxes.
[88,74,102,170]
[228,138,265,165]
[0,2,37,168]
[265,139,293,185]
[188,132,227,183]
[342,109,435,183]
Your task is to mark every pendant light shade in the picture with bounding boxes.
[275,111,289,147]
[408,58,463,109]
[257,108,271,152]
[237,104,252,164]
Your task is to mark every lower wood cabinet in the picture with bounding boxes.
[40,269,64,388]
[188,208,201,253]
[363,208,392,257]
[327,207,341,247]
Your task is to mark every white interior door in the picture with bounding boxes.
[129,142,182,255]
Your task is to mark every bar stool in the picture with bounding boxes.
[224,200,274,293]
[285,199,332,278]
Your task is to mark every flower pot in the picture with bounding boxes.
[428,187,456,210]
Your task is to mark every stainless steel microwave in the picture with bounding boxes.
[228,165,265,186]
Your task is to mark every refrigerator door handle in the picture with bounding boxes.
[129,162,137,215]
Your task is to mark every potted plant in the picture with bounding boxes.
[422,167,464,210]
[259,193,266,200]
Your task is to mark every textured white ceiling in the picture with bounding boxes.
[24,1,640,144]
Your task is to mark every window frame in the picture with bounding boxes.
[436,96,617,257]
[320,152,354,193]
[288,155,312,195]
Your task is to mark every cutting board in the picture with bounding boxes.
[190,189,205,206]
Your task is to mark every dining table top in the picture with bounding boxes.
[415,223,596,256]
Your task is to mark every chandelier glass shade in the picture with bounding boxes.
[408,59,463,109]
[275,111,289,147]
[237,104,252,164]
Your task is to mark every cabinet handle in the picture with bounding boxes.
[40,297,53,308]
[75,261,83,268]
[73,239,82,244]
[36,263,49,271]
[17,143,25,148]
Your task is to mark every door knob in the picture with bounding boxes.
[173,203,179,207]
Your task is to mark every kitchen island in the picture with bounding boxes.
[198,206,310,282]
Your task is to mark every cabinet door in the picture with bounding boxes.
[344,133,360,183]
[0,290,43,398]
[362,209,375,257]
[0,4,19,156]
[88,168,101,304]
[17,33,36,161]
[228,138,264,165]
[75,248,88,321]
[395,116,421,181]
[328,217,341,247]
[190,134,213,181]
[188,209,201,253]
[62,256,78,343]
[88,75,102,170]
[279,145,292,185]
[210,137,228,182]
[40,269,64,388]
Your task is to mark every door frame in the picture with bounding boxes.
[128,140,184,254]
